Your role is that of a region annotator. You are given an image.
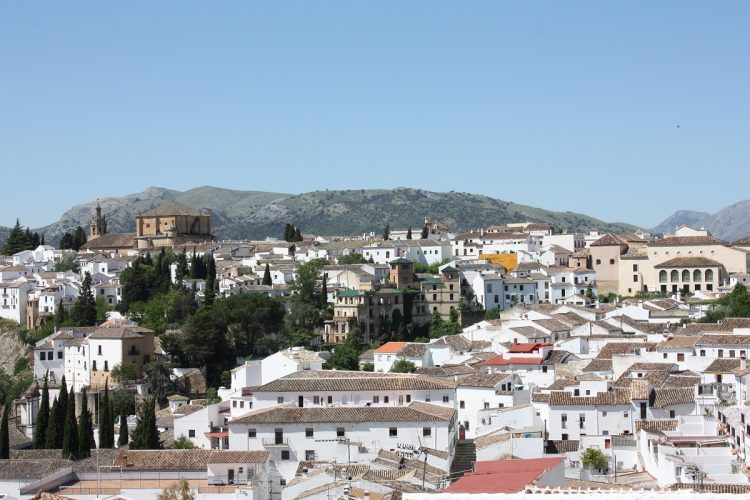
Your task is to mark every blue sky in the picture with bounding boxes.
[1,1,748,229]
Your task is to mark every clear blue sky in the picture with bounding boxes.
[1,1,748,229]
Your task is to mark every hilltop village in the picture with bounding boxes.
[3,201,750,499]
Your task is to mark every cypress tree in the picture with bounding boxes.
[45,397,60,449]
[320,273,328,306]
[41,234,45,246]
[62,388,78,459]
[77,388,93,458]
[53,376,69,448]
[117,406,129,447]
[262,263,272,286]
[294,227,302,242]
[283,223,292,242]
[72,226,87,251]
[383,223,390,241]
[130,398,161,449]
[72,272,97,326]
[34,375,50,449]
[0,403,9,459]
[406,226,412,239]
[204,255,216,305]
[55,300,68,327]
[98,380,112,448]
[421,224,429,239]
[60,232,73,250]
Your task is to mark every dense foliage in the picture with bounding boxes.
[59,226,87,251]
[2,219,40,255]
[702,284,750,322]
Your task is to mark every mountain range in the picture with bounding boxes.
[651,200,750,242]
[1,186,641,247]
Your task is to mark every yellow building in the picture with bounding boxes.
[134,201,213,249]
[479,253,517,272]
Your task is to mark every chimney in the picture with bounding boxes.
[513,338,518,345]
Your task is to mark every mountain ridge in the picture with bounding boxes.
[652,201,750,242]
[3,186,640,247]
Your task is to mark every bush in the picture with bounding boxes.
[581,447,608,470]
[390,359,416,373]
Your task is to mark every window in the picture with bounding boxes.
[281,450,290,460]
[389,427,398,437]
[460,401,465,409]
[280,479,287,486]
[92,360,97,371]
[406,395,411,403]
[240,401,244,408]
[327,396,333,404]
[442,395,449,403]
[542,365,548,373]
[595,259,601,265]
[277,397,284,404]
[633,264,638,272]
[574,389,580,396]
[233,401,237,408]
[305,450,315,461]
[730,350,736,358]
[561,414,568,429]
[98,345,102,355]
[579,414,586,429]
[40,352,45,361]
[104,360,109,372]
[337,427,345,437]
[313,396,320,405]
[609,259,615,265]
[423,427,432,437]
[484,402,490,410]
[633,275,638,282]
[248,429,256,438]
[700,349,706,357]
[306,428,314,438]
[188,430,195,438]
[373,396,379,404]
[719,349,724,358]
[383,396,389,403]
[602,411,608,417]
[57,351,62,359]
[670,410,676,418]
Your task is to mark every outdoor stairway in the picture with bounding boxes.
[450,439,476,482]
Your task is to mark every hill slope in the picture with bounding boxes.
[652,200,750,242]
[21,186,639,245]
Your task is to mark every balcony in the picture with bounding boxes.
[127,348,141,356]
[262,437,289,448]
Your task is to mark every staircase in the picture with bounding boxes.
[450,439,476,482]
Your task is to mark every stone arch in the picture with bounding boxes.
[682,270,690,282]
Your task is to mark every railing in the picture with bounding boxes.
[262,437,289,447]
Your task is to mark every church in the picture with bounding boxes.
[80,200,214,252]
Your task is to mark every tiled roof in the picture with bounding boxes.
[415,364,476,377]
[475,430,511,450]
[704,358,741,373]
[374,342,407,354]
[541,350,573,366]
[456,373,508,388]
[432,334,471,352]
[545,440,580,454]
[231,401,456,425]
[115,449,267,470]
[697,334,750,346]
[656,336,700,350]
[635,419,678,433]
[650,236,727,246]
[654,257,722,268]
[140,201,205,217]
[597,342,656,359]
[398,343,428,358]
[79,233,135,250]
[88,325,153,339]
[254,371,456,392]
[548,389,632,406]
[173,404,205,415]
[650,387,695,409]
[581,359,613,372]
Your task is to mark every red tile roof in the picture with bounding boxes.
[444,457,564,494]
[508,342,552,353]
[374,342,407,354]
[481,355,543,366]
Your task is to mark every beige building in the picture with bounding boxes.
[134,201,213,249]
[589,233,750,297]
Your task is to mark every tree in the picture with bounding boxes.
[2,219,38,255]
[72,226,87,251]
[72,272,98,326]
[421,224,429,239]
[54,252,80,273]
[175,250,189,284]
[406,227,412,239]
[111,362,140,384]
[428,310,445,339]
[390,359,416,373]
[62,388,78,459]
[144,361,175,407]
[292,258,327,306]
[77,388,94,458]
[383,223,390,241]
[45,397,60,449]
[49,376,69,449]
[581,447,608,470]
[171,436,196,449]
[157,478,195,500]
[361,362,374,372]
[283,223,293,242]
[262,263,272,286]
[585,283,596,302]
[117,406,129,447]
[324,327,367,371]
[99,379,113,448]
[130,397,162,450]
[294,227,302,242]
[204,254,216,305]
[320,273,328,306]
[59,232,74,250]
[0,404,9,459]
[446,308,462,334]
[34,375,50,449]
[702,283,750,322]
[338,253,368,265]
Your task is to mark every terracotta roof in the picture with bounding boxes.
[415,364,476,377]
[650,387,695,408]
[456,373,508,388]
[231,401,456,425]
[545,440,580,454]
[704,358,741,373]
[731,236,750,246]
[481,355,543,366]
[581,359,613,372]
[697,334,750,346]
[635,419,678,433]
[254,371,456,392]
[115,449,268,470]
[548,388,632,406]
[654,257,723,268]
[656,336,700,350]
[651,236,727,246]
[173,404,205,415]
[79,233,135,250]
[374,342,407,354]
[140,201,205,217]
[475,430,511,450]
[444,457,564,494]
[398,343,429,358]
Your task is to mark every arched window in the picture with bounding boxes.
[705,269,714,282]
[596,259,601,265]
[671,270,679,282]
[693,269,702,282]
[609,259,615,265]
[659,270,668,283]
[682,270,690,282]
